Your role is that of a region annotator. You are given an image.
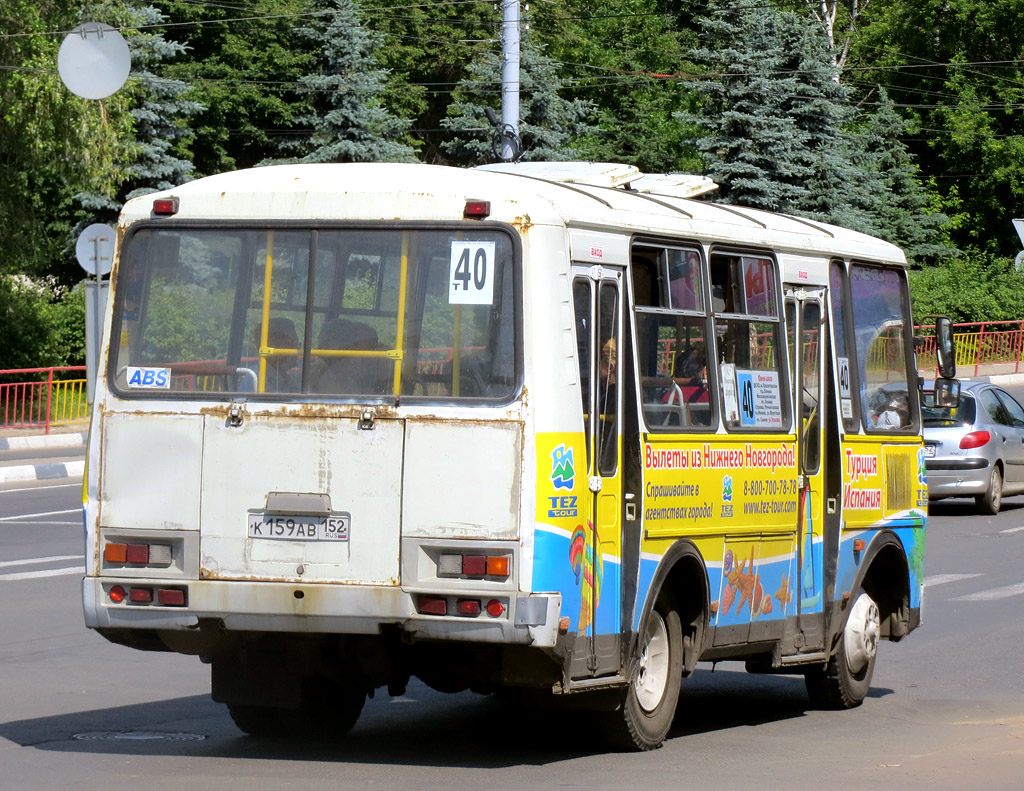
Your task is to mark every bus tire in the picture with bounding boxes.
[604,590,683,751]
[227,703,295,737]
[227,677,366,737]
[805,588,880,709]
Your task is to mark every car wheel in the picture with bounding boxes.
[976,465,1003,515]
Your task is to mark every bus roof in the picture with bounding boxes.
[121,162,907,267]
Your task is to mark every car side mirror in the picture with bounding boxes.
[929,377,960,408]
[935,316,957,379]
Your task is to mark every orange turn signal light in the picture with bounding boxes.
[486,556,510,577]
[104,543,127,563]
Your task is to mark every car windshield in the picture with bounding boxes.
[922,393,976,427]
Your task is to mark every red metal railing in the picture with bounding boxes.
[0,367,88,433]
[915,319,1024,376]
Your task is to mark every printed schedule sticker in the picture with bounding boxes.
[736,369,783,427]
[449,241,496,305]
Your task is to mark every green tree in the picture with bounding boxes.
[852,0,1024,257]
[122,4,204,199]
[539,0,702,173]
[442,25,595,165]
[369,0,495,163]
[680,1,817,212]
[909,253,1024,323]
[275,0,415,163]
[158,0,312,175]
[0,1,133,285]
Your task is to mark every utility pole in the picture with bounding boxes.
[500,0,520,161]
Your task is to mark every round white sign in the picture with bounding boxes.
[76,223,116,276]
[58,23,131,100]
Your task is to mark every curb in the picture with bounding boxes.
[0,432,87,451]
[0,459,85,484]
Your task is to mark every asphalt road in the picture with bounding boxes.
[1,439,1023,790]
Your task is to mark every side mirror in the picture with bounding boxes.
[928,377,960,408]
[935,316,957,379]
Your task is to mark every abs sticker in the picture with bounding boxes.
[126,366,170,389]
[449,240,496,305]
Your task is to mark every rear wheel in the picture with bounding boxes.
[976,465,1003,514]
[805,588,880,709]
[603,591,683,751]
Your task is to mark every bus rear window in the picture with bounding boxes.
[111,226,518,401]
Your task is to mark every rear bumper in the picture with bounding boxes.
[926,458,991,497]
[82,577,562,648]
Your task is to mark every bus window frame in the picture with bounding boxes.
[629,239,717,433]
[828,259,862,434]
[708,246,792,434]
[846,260,920,435]
[106,219,525,407]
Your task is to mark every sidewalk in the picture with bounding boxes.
[0,423,87,484]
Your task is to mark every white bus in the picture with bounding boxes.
[83,162,955,750]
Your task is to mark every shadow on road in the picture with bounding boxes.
[0,668,893,765]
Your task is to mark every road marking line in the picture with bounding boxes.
[951,582,1024,601]
[0,482,81,494]
[0,508,81,522]
[1000,525,1024,534]
[0,555,82,569]
[924,573,984,586]
[0,566,84,582]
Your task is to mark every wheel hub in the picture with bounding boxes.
[844,593,880,674]
[634,611,670,712]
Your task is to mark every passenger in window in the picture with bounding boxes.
[313,318,386,395]
[678,347,709,403]
[875,391,908,428]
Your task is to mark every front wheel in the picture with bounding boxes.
[976,465,1003,514]
[603,591,683,750]
[805,588,880,709]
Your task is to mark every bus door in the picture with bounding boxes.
[570,265,624,678]
[785,289,832,652]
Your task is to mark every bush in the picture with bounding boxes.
[0,274,87,374]
[909,252,1024,324]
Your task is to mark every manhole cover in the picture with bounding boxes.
[73,731,206,742]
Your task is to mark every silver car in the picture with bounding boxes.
[924,380,1024,514]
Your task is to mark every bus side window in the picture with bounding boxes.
[632,244,713,430]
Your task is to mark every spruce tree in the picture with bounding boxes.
[679,1,812,212]
[856,89,952,263]
[442,26,594,165]
[122,4,204,199]
[278,0,415,164]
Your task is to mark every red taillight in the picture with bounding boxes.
[129,587,153,603]
[152,197,179,215]
[462,555,487,576]
[157,588,186,607]
[126,544,149,564]
[417,595,447,616]
[108,585,126,603]
[486,599,505,617]
[463,200,490,219]
[960,431,991,450]
[456,599,481,616]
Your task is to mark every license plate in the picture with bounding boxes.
[247,513,349,541]
[923,445,937,457]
